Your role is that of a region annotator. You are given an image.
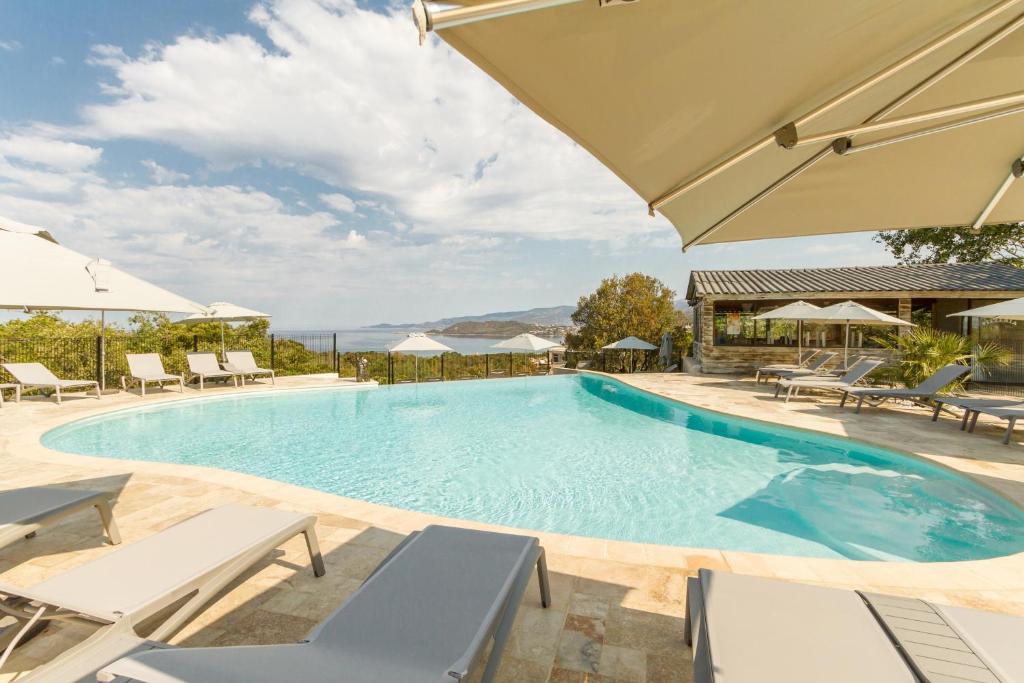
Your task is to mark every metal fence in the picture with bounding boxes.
[968,339,1024,397]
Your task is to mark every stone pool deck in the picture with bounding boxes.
[1,371,1023,682]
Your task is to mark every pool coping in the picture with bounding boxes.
[6,373,1024,597]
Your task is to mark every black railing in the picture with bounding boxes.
[969,340,1024,398]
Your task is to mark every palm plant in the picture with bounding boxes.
[872,328,1012,392]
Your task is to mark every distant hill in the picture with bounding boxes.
[430,320,533,337]
[370,305,575,329]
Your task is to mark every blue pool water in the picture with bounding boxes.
[42,374,1024,562]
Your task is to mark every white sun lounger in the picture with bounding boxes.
[759,352,837,383]
[222,351,275,385]
[686,569,1024,683]
[121,354,184,396]
[0,486,121,550]
[185,352,239,390]
[99,525,550,683]
[842,363,970,413]
[753,349,820,382]
[0,504,325,682]
[774,359,883,403]
[1,362,100,404]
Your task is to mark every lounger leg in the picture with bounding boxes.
[969,412,980,433]
[839,391,848,409]
[270,370,275,386]
[754,371,761,383]
[785,386,793,403]
[303,528,326,577]
[536,548,551,608]
[95,500,122,545]
[855,395,865,414]
[178,377,184,393]
[199,376,204,391]
[481,553,537,683]
[931,402,942,422]
[54,386,61,405]
[961,410,971,431]
[95,382,101,399]
[141,380,146,397]
[1005,417,1016,445]
[23,531,35,539]
[774,383,782,398]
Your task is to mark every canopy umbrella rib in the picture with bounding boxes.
[414,1,1024,250]
[182,302,271,360]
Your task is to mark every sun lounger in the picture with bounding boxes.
[121,354,184,396]
[222,351,275,385]
[1,362,100,404]
[0,504,324,682]
[686,569,1024,683]
[0,486,121,550]
[930,395,1022,429]
[759,352,837,383]
[99,524,550,683]
[753,350,820,382]
[0,383,20,407]
[185,352,240,390]
[774,359,883,403]
[843,363,970,413]
[944,398,1024,445]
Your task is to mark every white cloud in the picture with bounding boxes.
[319,192,355,213]
[51,56,66,66]
[0,134,103,170]
[70,0,669,241]
[0,40,21,52]
[141,159,189,184]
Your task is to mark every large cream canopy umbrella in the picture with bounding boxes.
[389,332,454,382]
[812,301,914,365]
[490,333,560,352]
[183,302,271,360]
[753,301,823,364]
[413,0,1024,249]
[0,221,208,388]
[950,297,1024,320]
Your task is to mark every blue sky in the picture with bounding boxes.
[0,0,894,328]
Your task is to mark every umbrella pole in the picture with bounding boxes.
[844,322,850,366]
[797,320,802,364]
[100,311,106,392]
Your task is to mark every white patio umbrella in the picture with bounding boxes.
[812,301,914,365]
[0,221,207,389]
[182,302,271,360]
[949,297,1024,320]
[602,336,658,373]
[414,1,1024,248]
[388,333,454,382]
[491,332,560,376]
[753,301,823,364]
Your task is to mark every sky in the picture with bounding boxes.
[0,0,896,329]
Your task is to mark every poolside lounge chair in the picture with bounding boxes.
[0,486,121,550]
[759,352,837,383]
[686,569,1024,683]
[185,352,240,390]
[774,359,883,403]
[121,354,184,396]
[753,349,820,382]
[930,395,1024,445]
[222,350,275,385]
[0,504,324,682]
[1,362,100,404]
[0,383,20,407]
[843,363,970,413]
[99,524,550,683]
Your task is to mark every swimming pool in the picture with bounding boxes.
[42,374,1024,562]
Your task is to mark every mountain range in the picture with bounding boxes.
[369,305,576,329]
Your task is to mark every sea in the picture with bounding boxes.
[272,328,564,355]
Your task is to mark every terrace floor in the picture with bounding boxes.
[1,371,1023,682]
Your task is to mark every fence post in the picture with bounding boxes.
[270,334,275,369]
[95,335,103,387]
[192,334,198,352]
[440,354,445,381]
[332,333,338,374]
[485,354,490,378]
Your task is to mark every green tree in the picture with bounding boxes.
[872,328,1011,392]
[566,273,678,352]
[874,224,1024,266]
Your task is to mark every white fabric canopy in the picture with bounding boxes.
[602,336,658,350]
[950,297,1024,319]
[0,222,207,314]
[812,300,914,364]
[389,333,454,354]
[490,333,560,352]
[753,301,823,363]
[416,0,1024,249]
[183,302,270,323]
